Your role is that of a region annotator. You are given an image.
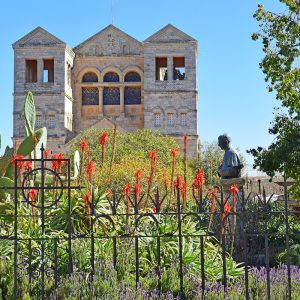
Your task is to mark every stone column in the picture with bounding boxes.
[120,86,125,116]
[98,86,103,117]
[37,59,43,83]
[167,56,173,81]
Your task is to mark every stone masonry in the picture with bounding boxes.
[12,24,199,158]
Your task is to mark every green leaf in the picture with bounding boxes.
[23,91,36,135]
[0,146,14,177]
[17,127,47,157]
[0,177,14,200]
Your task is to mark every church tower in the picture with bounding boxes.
[12,27,75,150]
[143,24,198,158]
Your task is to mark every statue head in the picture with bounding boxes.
[218,134,231,151]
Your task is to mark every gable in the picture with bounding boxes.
[12,27,66,48]
[74,25,143,56]
[91,118,126,132]
[144,24,196,43]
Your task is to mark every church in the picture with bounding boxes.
[12,24,198,157]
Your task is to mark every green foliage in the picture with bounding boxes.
[250,1,300,197]
[23,91,36,136]
[200,141,224,186]
[0,146,14,177]
[69,128,196,193]
[0,177,14,199]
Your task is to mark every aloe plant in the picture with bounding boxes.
[0,92,48,199]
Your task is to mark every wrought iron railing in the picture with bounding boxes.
[0,148,298,299]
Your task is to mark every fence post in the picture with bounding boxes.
[177,177,184,299]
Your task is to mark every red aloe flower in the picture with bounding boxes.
[86,161,96,182]
[171,148,179,160]
[28,188,38,219]
[84,192,92,225]
[147,176,151,186]
[99,132,109,164]
[51,153,64,172]
[230,184,239,198]
[149,150,157,164]
[173,179,178,194]
[11,154,25,170]
[192,168,205,200]
[192,170,204,186]
[134,169,142,183]
[51,153,58,171]
[134,183,142,203]
[124,183,131,198]
[99,132,109,145]
[181,180,187,207]
[153,206,157,214]
[28,188,38,203]
[229,184,239,208]
[183,135,188,182]
[44,149,51,159]
[23,161,33,173]
[222,199,232,222]
[80,140,88,153]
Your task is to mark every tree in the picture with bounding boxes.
[249,1,300,196]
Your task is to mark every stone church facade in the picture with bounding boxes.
[12,24,198,157]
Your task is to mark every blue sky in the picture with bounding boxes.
[0,0,285,162]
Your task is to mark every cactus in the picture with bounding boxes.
[24,91,36,136]
[0,146,14,177]
[0,92,80,200]
[0,92,47,198]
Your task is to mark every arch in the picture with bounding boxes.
[150,106,165,114]
[103,72,119,82]
[123,66,143,81]
[77,67,101,83]
[124,71,141,82]
[165,106,177,115]
[100,66,122,82]
[82,72,98,83]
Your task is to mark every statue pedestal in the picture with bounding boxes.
[220,178,246,192]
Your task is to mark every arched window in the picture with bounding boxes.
[82,72,98,82]
[124,71,141,82]
[125,87,141,105]
[103,87,120,105]
[82,87,99,105]
[103,72,119,82]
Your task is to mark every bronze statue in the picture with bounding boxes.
[218,134,243,179]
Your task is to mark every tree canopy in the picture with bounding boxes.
[249,0,300,195]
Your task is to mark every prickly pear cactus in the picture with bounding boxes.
[23,91,36,136]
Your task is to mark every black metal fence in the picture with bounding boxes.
[0,150,299,299]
